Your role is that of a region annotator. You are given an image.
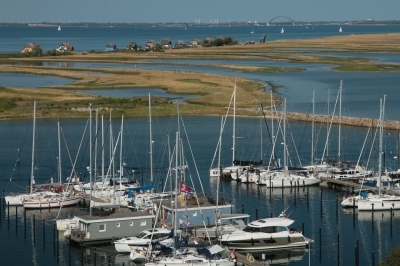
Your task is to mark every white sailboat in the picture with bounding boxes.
[339,26,342,33]
[58,25,61,31]
[250,27,254,34]
[5,101,39,206]
[358,96,400,211]
[256,99,321,187]
[281,28,284,34]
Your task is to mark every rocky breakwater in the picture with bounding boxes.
[263,110,400,130]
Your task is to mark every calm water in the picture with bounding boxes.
[2,25,400,53]
[1,116,400,265]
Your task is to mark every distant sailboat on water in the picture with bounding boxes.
[281,28,284,34]
[250,27,254,34]
[339,26,342,33]
[58,25,61,31]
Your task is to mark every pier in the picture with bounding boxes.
[319,176,376,191]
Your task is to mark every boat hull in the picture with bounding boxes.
[358,198,400,211]
[23,197,80,209]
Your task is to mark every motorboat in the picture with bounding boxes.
[219,213,312,250]
[114,228,171,253]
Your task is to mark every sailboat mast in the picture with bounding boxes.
[89,103,93,215]
[311,90,315,166]
[30,101,36,194]
[283,99,287,171]
[271,91,274,144]
[58,119,62,185]
[149,93,153,192]
[260,97,263,162]
[327,89,330,159]
[119,115,124,193]
[173,131,179,259]
[101,115,104,181]
[338,80,343,161]
[378,96,386,197]
[232,80,236,165]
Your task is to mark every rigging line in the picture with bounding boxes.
[261,102,278,166]
[7,118,32,186]
[297,101,313,154]
[210,87,234,169]
[286,120,302,167]
[179,114,206,197]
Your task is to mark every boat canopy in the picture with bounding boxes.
[248,217,294,227]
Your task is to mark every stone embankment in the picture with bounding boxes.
[262,110,400,130]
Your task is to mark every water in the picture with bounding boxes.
[2,25,400,53]
[2,25,400,265]
[0,73,74,88]
[75,88,200,101]
[1,116,400,265]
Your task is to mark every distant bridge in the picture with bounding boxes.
[268,16,296,25]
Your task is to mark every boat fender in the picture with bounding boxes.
[246,253,254,262]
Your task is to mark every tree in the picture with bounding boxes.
[379,244,400,266]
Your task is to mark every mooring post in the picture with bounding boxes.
[255,209,258,220]
[336,197,339,223]
[372,251,375,266]
[390,207,393,238]
[242,204,244,214]
[15,206,18,235]
[319,227,322,263]
[53,223,56,255]
[94,247,96,266]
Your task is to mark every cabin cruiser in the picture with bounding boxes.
[219,213,312,250]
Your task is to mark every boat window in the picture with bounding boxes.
[116,223,120,228]
[261,226,277,233]
[129,222,134,227]
[136,232,146,238]
[99,224,106,232]
[242,226,261,233]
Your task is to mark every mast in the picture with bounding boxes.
[259,97,263,163]
[173,131,179,259]
[327,89,330,159]
[378,96,386,197]
[89,103,93,215]
[149,93,153,192]
[119,115,124,194]
[271,90,274,146]
[232,79,236,165]
[338,80,343,161]
[101,115,104,181]
[283,99,287,172]
[58,119,62,185]
[30,101,36,194]
[311,90,315,166]
[95,108,98,180]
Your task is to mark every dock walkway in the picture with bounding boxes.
[320,177,376,191]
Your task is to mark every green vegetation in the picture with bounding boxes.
[379,244,400,266]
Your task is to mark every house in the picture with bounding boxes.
[145,39,157,50]
[21,42,42,54]
[161,38,172,48]
[188,38,201,47]
[260,34,266,43]
[56,42,74,52]
[154,194,233,228]
[127,42,137,50]
[68,207,155,245]
[174,40,186,48]
[105,43,117,51]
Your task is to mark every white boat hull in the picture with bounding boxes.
[23,197,80,209]
[358,197,400,211]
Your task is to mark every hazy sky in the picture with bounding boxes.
[2,0,399,23]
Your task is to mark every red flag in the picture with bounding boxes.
[179,181,195,194]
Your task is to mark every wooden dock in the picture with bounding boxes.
[320,177,376,191]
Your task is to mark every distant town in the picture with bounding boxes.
[1,19,400,28]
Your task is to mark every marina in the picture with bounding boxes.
[1,25,400,266]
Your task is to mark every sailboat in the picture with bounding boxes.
[358,96,400,211]
[339,26,342,33]
[255,99,321,187]
[58,25,61,31]
[281,28,284,34]
[5,102,40,206]
[250,27,254,34]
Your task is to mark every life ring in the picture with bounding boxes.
[246,253,255,262]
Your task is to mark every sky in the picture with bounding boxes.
[1,0,400,24]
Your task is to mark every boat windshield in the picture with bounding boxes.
[136,232,148,238]
[243,226,288,233]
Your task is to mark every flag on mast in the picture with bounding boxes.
[179,181,195,194]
